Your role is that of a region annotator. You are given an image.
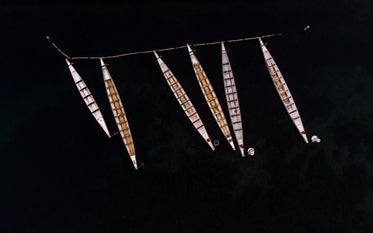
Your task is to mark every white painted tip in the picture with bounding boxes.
[239,147,245,157]
[153,51,159,58]
[221,41,226,50]
[65,58,71,65]
[187,44,192,52]
[258,37,264,45]
[302,134,309,143]
[247,148,255,156]
[229,141,236,151]
[97,118,111,138]
[311,135,321,143]
[130,156,138,170]
[100,58,105,66]
[104,130,111,138]
[208,141,215,151]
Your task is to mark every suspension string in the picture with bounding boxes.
[47,33,281,60]
[46,36,71,59]
[193,41,221,47]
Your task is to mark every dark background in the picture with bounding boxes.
[2,0,373,232]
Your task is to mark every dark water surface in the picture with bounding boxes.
[2,1,373,232]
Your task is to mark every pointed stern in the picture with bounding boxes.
[65,58,80,83]
[100,58,112,81]
[221,41,226,52]
[130,155,138,170]
[100,58,105,66]
[187,44,200,65]
[258,37,264,46]
[65,58,72,66]
[207,140,215,151]
[187,43,193,53]
[239,147,245,157]
[228,139,236,151]
[301,132,309,143]
[153,50,160,59]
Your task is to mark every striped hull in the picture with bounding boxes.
[258,38,309,143]
[100,59,138,169]
[187,44,235,150]
[65,59,111,138]
[221,42,245,156]
[154,51,214,150]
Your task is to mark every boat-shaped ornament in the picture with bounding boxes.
[154,51,215,150]
[187,44,236,150]
[258,38,309,143]
[66,59,111,138]
[100,59,139,169]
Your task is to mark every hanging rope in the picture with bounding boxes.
[46,36,72,59]
[47,33,282,60]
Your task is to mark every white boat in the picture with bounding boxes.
[154,51,215,150]
[100,59,138,169]
[258,38,309,143]
[187,44,236,150]
[65,59,111,138]
[221,42,247,156]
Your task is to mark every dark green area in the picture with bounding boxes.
[1,1,373,232]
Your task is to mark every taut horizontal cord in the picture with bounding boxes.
[47,33,282,60]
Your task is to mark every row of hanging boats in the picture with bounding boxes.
[65,58,138,169]
[188,44,236,152]
[66,59,111,138]
[154,51,215,150]
[65,38,309,170]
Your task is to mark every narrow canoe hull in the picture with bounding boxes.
[154,51,215,150]
[65,59,111,138]
[221,42,245,156]
[187,44,235,150]
[100,59,138,169]
[258,38,309,143]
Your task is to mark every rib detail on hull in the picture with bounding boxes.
[154,51,215,150]
[187,44,235,150]
[221,42,246,156]
[65,59,111,138]
[258,38,309,143]
[100,59,138,169]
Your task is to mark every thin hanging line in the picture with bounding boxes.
[46,36,71,59]
[47,33,282,60]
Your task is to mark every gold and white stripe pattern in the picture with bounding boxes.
[100,59,138,169]
[154,51,215,150]
[258,38,308,143]
[187,44,235,150]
